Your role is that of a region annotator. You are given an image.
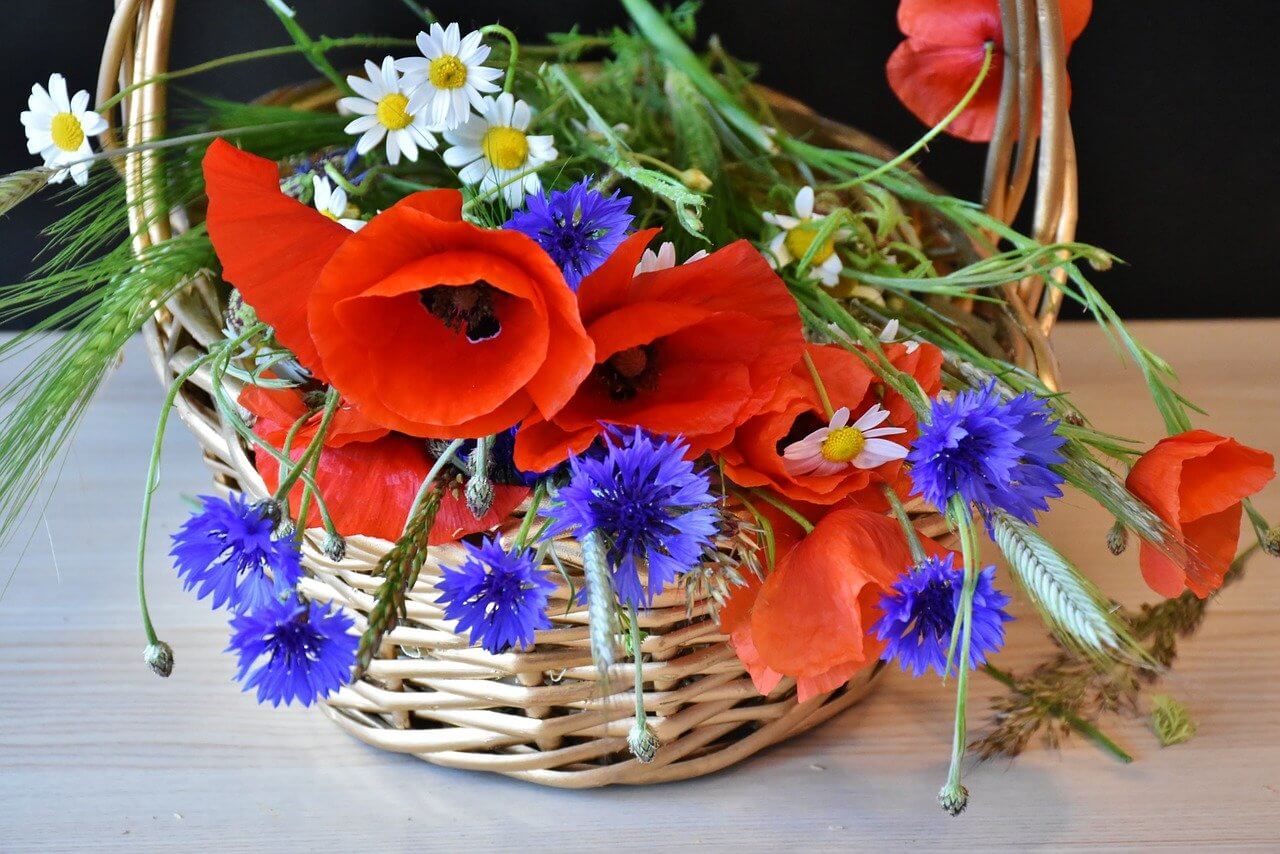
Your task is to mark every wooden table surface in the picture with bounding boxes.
[1,319,1278,851]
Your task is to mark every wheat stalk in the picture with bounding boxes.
[580,529,619,681]
[988,509,1144,662]
[0,167,53,217]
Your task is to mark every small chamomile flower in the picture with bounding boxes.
[782,404,909,477]
[763,186,850,286]
[311,175,365,232]
[338,57,439,166]
[633,241,710,275]
[396,22,502,130]
[443,93,557,208]
[20,74,108,186]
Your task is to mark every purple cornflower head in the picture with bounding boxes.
[871,553,1012,678]
[504,177,634,288]
[541,427,719,608]
[170,493,302,613]
[907,382,1066,523]
[226,597,358,707]
[435,537,555,654]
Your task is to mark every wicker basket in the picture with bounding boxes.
[98,1,1075,786]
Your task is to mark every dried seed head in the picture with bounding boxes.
[1106,520,1129,556]
[144,641,175,678]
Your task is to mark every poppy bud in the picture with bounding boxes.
[1106,520,1128,556]
[465,474,494,519]
[144,641,175,678]
[627,722,661,763]
[938,783,969,817]
[323,532,347,563]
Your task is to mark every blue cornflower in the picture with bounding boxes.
[504,178,634,288]
[170,493,303,613]
[871,553,1012,678]
[435,537,555,654]
[542,427,719,608]
[907,382,1066,523]
[226,597,358,707]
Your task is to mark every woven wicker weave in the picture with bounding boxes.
[98,1,1076,787]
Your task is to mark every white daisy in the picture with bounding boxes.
[764,185,850,287]
[781,404,908,477]
[311,175,365,232]
[442,93,557,208]
[20,74,108,186]
[634,241,710,275]
[396,22,502,130]
[879,318,920,353]
[337,57,439,166]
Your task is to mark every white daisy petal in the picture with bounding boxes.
[862,425,907,438]
[795,185,815,218]
[852,404,890,431]
[829,407,851,429]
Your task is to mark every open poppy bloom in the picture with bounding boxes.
[204,139,594,439]
[719,343,941,507]
[886,0,1093,142]
[512,229,805,471]
[1125,430,1273,599]
[722,505,951,702]
[240,386,528,544]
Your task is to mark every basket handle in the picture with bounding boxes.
[96,0,1075,384]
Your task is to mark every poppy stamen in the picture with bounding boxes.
[597,345,658,402]
[420,282,502,343]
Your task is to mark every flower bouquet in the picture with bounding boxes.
[4,0,1276,809]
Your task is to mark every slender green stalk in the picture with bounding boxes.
[480,24,521,94]
[398,0,437,24]
[939,494,980,815]
[273,387,340,502]
[626,603,660,762]
[833,42,994,191]
[262,0,352,96]
[513,480,547,550]
[801,349,835,420]
[882,484,926,566]
[135,325,261,658]
[404,438,466,536]
[749,488,814,534]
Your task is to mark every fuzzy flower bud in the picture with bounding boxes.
[274,519,297,541]
[1106,520,1129,556]
[627,721,661,763]
[465,473,494,519]
[323,531,347,563]
[937,783,969,817]
[253,498,282,526]
[144,641,175,678]
[1263,527,1280,559]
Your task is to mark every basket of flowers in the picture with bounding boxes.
[4,0,1275,810]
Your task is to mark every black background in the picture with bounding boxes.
[3,1,1277,323]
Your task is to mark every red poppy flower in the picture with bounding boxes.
[1125,430,1273,599]
[886,0,1093,142]
[204,139,595,439]
[240,386,528,544]
[513,229,805,471]
[722,505,950,702]
[718,342,941,507]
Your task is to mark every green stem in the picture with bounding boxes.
[404,438,466,536]
[398,0,437,23]
[136,325,261,647]
[750,489,814,534]
[882,484,926,566]
[629,603,647,726]
[480,24,520,93]
[262,0,353,96]
[941,495,980,806]
[514,480,547,550]
[832,42,995,191]
[982,664,1134,764]
[801,349,835,420]
[98,36,413,112]
[273,387,340,502]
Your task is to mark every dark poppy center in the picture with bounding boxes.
[776,410,828,456]
[596,345,658,402]
[420,281,501,343]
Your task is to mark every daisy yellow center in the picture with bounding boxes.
[482,126,530,171]
[820,426,865,463]
[784,221,836,265]
[376,93,413,130]
[428,55,468,90]
[50,112,86,152]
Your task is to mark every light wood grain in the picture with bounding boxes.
[1,320,1277,851]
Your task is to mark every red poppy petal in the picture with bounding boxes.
[203,140,350,376]
[897,0,1002,45]
[396,188,464,222]
[1061,0,1094,44]
[430,481,530,546]
[730,625,785,696]
[1177,438,1274,522]
[886,40,1005,142]
[576,229,660,322]
[511,415,600,473]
